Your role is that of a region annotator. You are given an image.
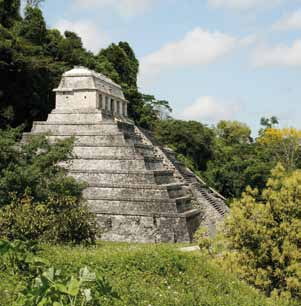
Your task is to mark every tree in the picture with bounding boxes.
[0,128,82,206]
[26,0,44,8]
[260,116,279,129]
[220,164,301,299]
[205,121,274,199]
[135,94,172,129]
[0,0,21,28]
[216,120,252,145]
[98,42,138,89]
[154,119,215,171]
[259,116,279,135]
[204,141,274,199]
[19,5,47,45]
[258,127,301,170]
[0,128,97,244]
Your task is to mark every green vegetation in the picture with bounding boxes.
[203,120,275,199]
[0,241,294,306]
[196,164,301,301]
[0,1,170,131]
[2,2,301,305]
[154,119,215,171]
[0,128,96,243]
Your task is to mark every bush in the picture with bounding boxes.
[0,193,97,244]
[0,128,97,244]
[198,164,301,302]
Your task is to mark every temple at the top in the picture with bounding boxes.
[54,66,128,117]
[24,66,228,243]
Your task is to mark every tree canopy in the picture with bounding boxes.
[0,4,170,131]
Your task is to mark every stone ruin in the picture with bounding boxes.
[23,66,229,243]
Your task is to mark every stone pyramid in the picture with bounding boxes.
[24,67,202,243]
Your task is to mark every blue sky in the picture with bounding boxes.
[28,0,301,134]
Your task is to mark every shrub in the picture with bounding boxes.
[0,193,97,244]
[198,164,301,302]
[0,128,97,244]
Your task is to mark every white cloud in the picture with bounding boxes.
[139,28,238,83]
[55,19,108,53]
[252,40,301,67]
[179,96,241,123]
[73,0,156,17]
[208,0,281,11]
[273,9,301,31]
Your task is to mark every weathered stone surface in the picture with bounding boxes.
[134,127,229,236]
[24,66,202,243]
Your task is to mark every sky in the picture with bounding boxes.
[25,0,301,134]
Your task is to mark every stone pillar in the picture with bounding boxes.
[121,101,125,116]
[98,94,105,109]
[101,95,105,110]
[113,99,117,116]
[124,101,128,117]
[117,101,120,116]
[103,96,107,111]
[107,96,111,112]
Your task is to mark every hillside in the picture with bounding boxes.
[0,242,295,306]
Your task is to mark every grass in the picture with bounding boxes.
[0,242,296,306]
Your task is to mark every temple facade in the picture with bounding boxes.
[54,66,128,117]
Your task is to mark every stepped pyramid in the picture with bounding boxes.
[24,66,203,243]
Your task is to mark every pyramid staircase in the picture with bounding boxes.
[23,109,201,243]
[134,127,229,236]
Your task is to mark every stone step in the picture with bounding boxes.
[83,183,186,200]
[69,169,175,185]
[175,195,193,212]
[83,186,170,200]
[144,156,165,170]
[86,196,192,215]
[69,169,156,185]
[73,146,138,158]
[48,134,126,146]
[64,158,147,171]
[180,208,202,219]
[165,183,187,198]
[153,170,176,184]
[47,112,105,123]
[51,108,106,114]
[87,198,176,214]
[32,122,121,135]
[86,197,184,215]
[22,133,127,146]
[116,121,135,134]
[134,143,155,157]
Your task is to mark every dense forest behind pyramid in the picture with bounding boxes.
[0,0,169,132]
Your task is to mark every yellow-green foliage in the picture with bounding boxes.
[201,164,301,301]
[258,127,301,170]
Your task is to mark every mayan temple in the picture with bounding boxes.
[24,66,229,243]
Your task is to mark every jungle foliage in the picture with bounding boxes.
[0,1,169,131]
[0,128,96,244]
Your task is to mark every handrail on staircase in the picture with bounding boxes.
[188,169,227,202]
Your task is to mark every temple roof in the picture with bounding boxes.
[54,66,126,101]
[63,66,121,89]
